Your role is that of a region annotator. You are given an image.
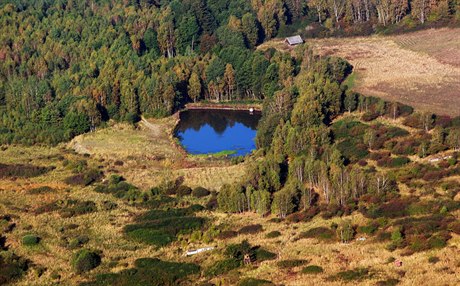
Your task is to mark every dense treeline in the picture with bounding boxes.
[308,0,459,29]
[0,0,302,144]
[1,0,458,144]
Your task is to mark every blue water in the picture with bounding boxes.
[175,109,261,156]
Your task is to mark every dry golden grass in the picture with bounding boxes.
[68,116,247,190]
[200,212,460,286]
[1,144,460,285]
[2,113,460,285]
[309,28,460,117]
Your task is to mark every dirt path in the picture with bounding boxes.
[140,116,161,137]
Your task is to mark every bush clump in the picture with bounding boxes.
[331,268,373,282]
[176,185,192,197]
[124,206,206,247]
[237,278,274,286]
[28,186,55,195]
[254,248,277,261]
[72,249,101,274]
[358,222,379,235]
[205,258,240,277]
[0,251,29,284]
[299,227,335,241]
[68,235,90,249]
[217,230,238,240]
[376,278,400,286]
[60,200,97,218]
[265,231,281,238]
[0,163,53,179]
[82,258,200,286]
[277,259,308,269]
[22,235,40,246]
[428,256,440,264]
[192,187,211,198]
[64,169,102,186]
[238,224,263,235]
[302,265,324,274]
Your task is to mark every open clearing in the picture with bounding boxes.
[69,117,247,190]
[260,28,460,116]
[310,28,460,116]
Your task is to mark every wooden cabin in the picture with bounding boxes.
[285,35,303,46]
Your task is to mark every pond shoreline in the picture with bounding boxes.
[185,102,262,112]
[173,107,261,158]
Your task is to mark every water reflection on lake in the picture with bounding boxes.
[175,109,261,156]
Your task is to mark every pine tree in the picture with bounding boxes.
[224,64,236,100]
[241,13,259,48]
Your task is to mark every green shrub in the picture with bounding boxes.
[68,235,89,249]
[337,139,369,163]
[22,235,40,246]
[0,163,53,179]
[224,240,252,260]
[192,187,211,198]
[134,258,200,278]
[205,258,240,277]
[428,256,440,264]
[82,258,200,286]
[124,112,141,124]
[238,224,263,235]
[28,186,55,195]
[265,231,281,238]
[336,220,354,243]
[60,200,97,218]
[176,185,192,197]
[126,229,174,247]
[302,265,324,274]
[390,156,410,167]
[217,230,238,239]
[72,249,101,274]
[277,259,308,269]
[101,201,118,211]
[124,206,206,247]
[0,251,29,284]
[358,223,379,235]
[376,278,400,286]
[427,233,450,249]
[64,169,102,186]
[237,278,274,286]
[331,268,373,282]
[254,248,277,262]
[299,227,335,241]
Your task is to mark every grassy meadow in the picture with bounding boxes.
[1,112,460,286]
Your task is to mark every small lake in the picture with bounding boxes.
[175,109,261,156]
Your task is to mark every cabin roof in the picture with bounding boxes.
[285,35,303,45]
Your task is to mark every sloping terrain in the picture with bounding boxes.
[309,28,460,116]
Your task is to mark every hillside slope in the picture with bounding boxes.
[310,28,460,116]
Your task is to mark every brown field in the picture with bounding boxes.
[309,28,460,116]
